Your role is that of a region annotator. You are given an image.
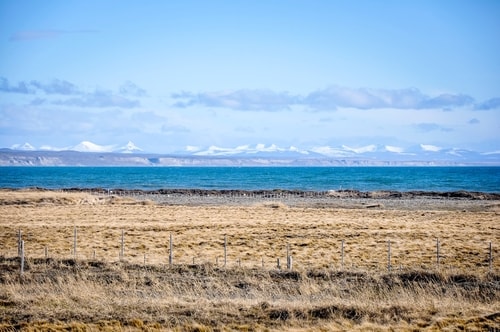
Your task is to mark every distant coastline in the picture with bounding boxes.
[1,149,499,166]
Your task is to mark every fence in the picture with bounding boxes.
[13,228,495,276]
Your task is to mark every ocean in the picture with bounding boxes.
[1,166,499,193]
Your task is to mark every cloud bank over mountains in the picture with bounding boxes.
[0,77,141,108]
[1,76,499,158]
[172,86,488,111]
[3,77,498,112]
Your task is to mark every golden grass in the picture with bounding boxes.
[0,189,499,331]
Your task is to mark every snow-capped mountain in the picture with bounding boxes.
[71,141,115,153]
[4,141,499,165]
[9,140,143,154]
[185,144,322,158]
[10,142,35,151]
[181,143,497,164]
[115,141,143,154]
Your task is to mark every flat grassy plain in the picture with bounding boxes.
[0,189,499,331]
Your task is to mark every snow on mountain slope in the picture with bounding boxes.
[71,141,115,152]
[10,142,35,151]
[191,144,313,157]
[115,141,143,153]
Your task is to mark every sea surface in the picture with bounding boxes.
[1,166,499,193]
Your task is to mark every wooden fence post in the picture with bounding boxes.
[20,240,25,276]
[169,233,173,266]
[17,230,22,258]
[44,246,48,259]
[120,230,124,260]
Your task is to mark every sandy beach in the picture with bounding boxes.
[0,188,499,331]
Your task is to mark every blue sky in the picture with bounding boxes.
[1,0,499,155]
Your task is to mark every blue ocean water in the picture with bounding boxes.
[1,166,499,192]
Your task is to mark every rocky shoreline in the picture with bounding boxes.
[14,187,500,211]
[51,187,500,199]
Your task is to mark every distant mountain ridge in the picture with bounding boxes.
[10,140,143,154]
[1,140,499,166]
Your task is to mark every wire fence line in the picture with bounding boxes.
[11,228,496,276]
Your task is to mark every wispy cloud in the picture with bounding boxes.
[0,77,143,108]
[30,79,81,95]
[414,123,453,132]
[119,81,147,97]
[0,77,33,94]
[474,97,500,110]
[9,29,98,42]
[304,86,424,110]
[1,77,80,95]
[418,93,474,109]
[172,86,482,111]
[172,89,299,111]
[53,90,140,108]
[304,87,474,110]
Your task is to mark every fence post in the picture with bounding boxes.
[20,240,25,276]
[17,230,22,258]
[277,258,281,270]
[169,233,173,266]
[120,230,124,261]
[44,246,48,259]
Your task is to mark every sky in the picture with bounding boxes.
[1,0,499,155]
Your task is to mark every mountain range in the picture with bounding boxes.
[2,141,499,166]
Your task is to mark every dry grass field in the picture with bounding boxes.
[0,189,499,331]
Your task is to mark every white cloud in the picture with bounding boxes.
[119,81,147,97]
[172,89,298,111]
[172,85,482,111]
